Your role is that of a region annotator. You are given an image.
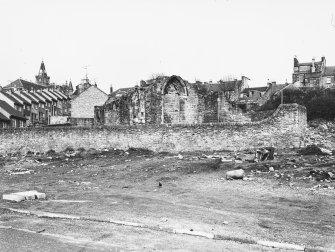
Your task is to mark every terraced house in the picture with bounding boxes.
[0,99,26,128]
[1,61,72,127]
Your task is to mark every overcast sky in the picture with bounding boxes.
[0,0,335,93]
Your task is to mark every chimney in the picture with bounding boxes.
[294,56,299,67]
[110,84,113,94]
[311,57,315,73]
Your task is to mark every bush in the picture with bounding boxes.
[306,95,335,120]
[258,88,335,121]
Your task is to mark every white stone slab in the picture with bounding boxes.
[3,191,46,202]
[3,194,26,202]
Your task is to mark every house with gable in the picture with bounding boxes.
[71,77,108,126]
[292,56,335,88]
[0,100,26,128]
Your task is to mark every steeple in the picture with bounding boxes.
[35,60,50,85]
[68,80,73,91]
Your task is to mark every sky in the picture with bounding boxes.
[0,0,335,93]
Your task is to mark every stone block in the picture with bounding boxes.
[3,194,26,202]
[2,191,46,202]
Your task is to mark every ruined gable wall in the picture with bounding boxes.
[0,104,306,154]
[97,77,258,126]
[144,83,163,124]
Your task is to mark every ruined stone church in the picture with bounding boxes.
[95,75,251,125]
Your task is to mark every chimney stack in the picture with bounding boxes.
[294,56,299,69]
[311,57,315,73]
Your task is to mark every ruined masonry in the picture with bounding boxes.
[95,75,251,125]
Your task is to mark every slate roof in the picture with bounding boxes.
[4,79,46,91]
[21,92,39,104]
[0,112,10,121]
[49,90,64,100]
[10,92,31,105]
[53,89,69,99]
[72,85,108,101]
[241,86,268,94]
[204,80,242,92]
[324,66,335,76]
[0,100,26,120]
[43,90,58,101]
[41,91,57,101]
[0,91,23,106]
[36,92,52,103]
[298,61,322,66]
[28,92,46,104]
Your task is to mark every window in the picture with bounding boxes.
[327,77,331,84]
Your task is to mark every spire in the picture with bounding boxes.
[68,80,73,91]
[40,61,46,71]
[35,60,50,85]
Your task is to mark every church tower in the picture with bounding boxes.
[35,61,50,85]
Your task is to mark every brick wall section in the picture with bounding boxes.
[71,86,108,118]
[0,104,306,154]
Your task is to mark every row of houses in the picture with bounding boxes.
[0,86,70,128]
[0,61,109,128]
[0,62,71,128]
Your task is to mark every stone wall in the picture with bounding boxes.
[50,116,68,125]
[0,104,306,155]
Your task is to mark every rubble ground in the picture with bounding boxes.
[0,143,334,251]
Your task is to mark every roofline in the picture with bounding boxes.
[71,85,108,101]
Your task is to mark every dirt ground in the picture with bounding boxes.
[0,146,335,251]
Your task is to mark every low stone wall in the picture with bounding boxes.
[50,116,69,125]
[69,118,94,127]
[0,104,307,154]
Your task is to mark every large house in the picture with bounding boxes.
[292,56,335,88]
[71,77,108,126]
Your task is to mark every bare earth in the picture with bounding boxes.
[0,147,334,251]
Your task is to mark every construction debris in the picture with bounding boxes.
[3,190,46,202]
[255,147,275,162]
[226,169,245,180]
